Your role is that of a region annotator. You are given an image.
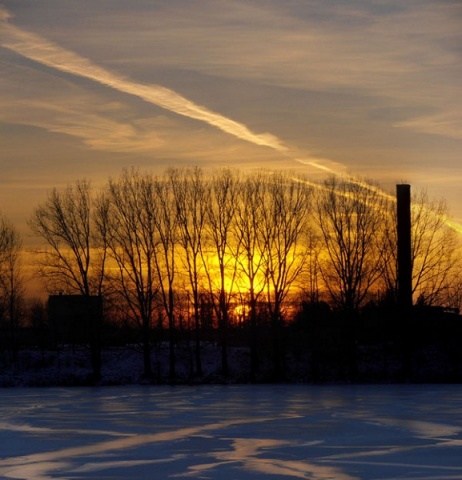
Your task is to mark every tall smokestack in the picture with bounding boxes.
[396,184,412,310]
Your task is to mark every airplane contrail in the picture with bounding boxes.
[1,7,348,176]
[2,9,462,235]
[1,12,287,154]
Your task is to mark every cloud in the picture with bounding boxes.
[0,12,288,154]
[2,6,356,177]
[1,97,167,153]
[395,111,462,140]
[108,1,460,141]
[0,6,11,21]
[2,2,461,230]
[293,157,349,176]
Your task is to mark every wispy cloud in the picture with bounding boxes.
[1,96,167,153]
[1,11,288,154]
[395,112,462,141]
[119,1,461,141]
[2,3,461,233]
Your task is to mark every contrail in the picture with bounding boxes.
[1,12,287,153]
[2,9,462,235]
[1,8,346,175]
[294,174,462,235]
[294,158,338,174]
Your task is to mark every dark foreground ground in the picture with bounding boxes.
[1,339,461,387]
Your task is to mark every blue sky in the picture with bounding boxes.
[1,0,461,239]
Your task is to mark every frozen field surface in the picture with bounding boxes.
[1,384,462,479]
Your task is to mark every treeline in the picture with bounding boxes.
[1,167,461,383]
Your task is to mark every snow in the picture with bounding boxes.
[1,385,462,479]
[0,344,256,386]
[1,340,460,386]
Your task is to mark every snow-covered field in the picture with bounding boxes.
[1,384,462,479]
[0,344,260,386]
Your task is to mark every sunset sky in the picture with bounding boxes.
[1,0,461,241]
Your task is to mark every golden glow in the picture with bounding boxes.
[203,251,268,299]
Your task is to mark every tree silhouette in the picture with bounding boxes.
[379,189,460,307]
[260,173,311,379]
[234,174,267,381]
[0,214,23,362]
[97,169,160,379]
[29,180,105,296]
[170,167,210,377]
[203,168,241,377]
[314,176,385,379]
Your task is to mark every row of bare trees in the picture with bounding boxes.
[1,167,461,379]
[28,168,314,378]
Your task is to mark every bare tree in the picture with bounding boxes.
[304,227,323,304]
[411,191,460,306]
[234,173,268,380]
[260,173,312,378]
[97,169,159,379]
[261,174,311,320]
[314,176,385,313]
[203,168,241,376]
[314,176,385,379]
[0,215,24,361]
[377,194,398,300]
[442,264,462,312]
[379,189,461,307]
[169,167,209,377]
[151,176,179,382]
[29,180,104,378]
[29,180,105,295]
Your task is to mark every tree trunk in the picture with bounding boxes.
[168,312,176,383]
[194,301,202,377]
[249,295,258,382]
[220,310,229,377]
[142,319,153,379]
